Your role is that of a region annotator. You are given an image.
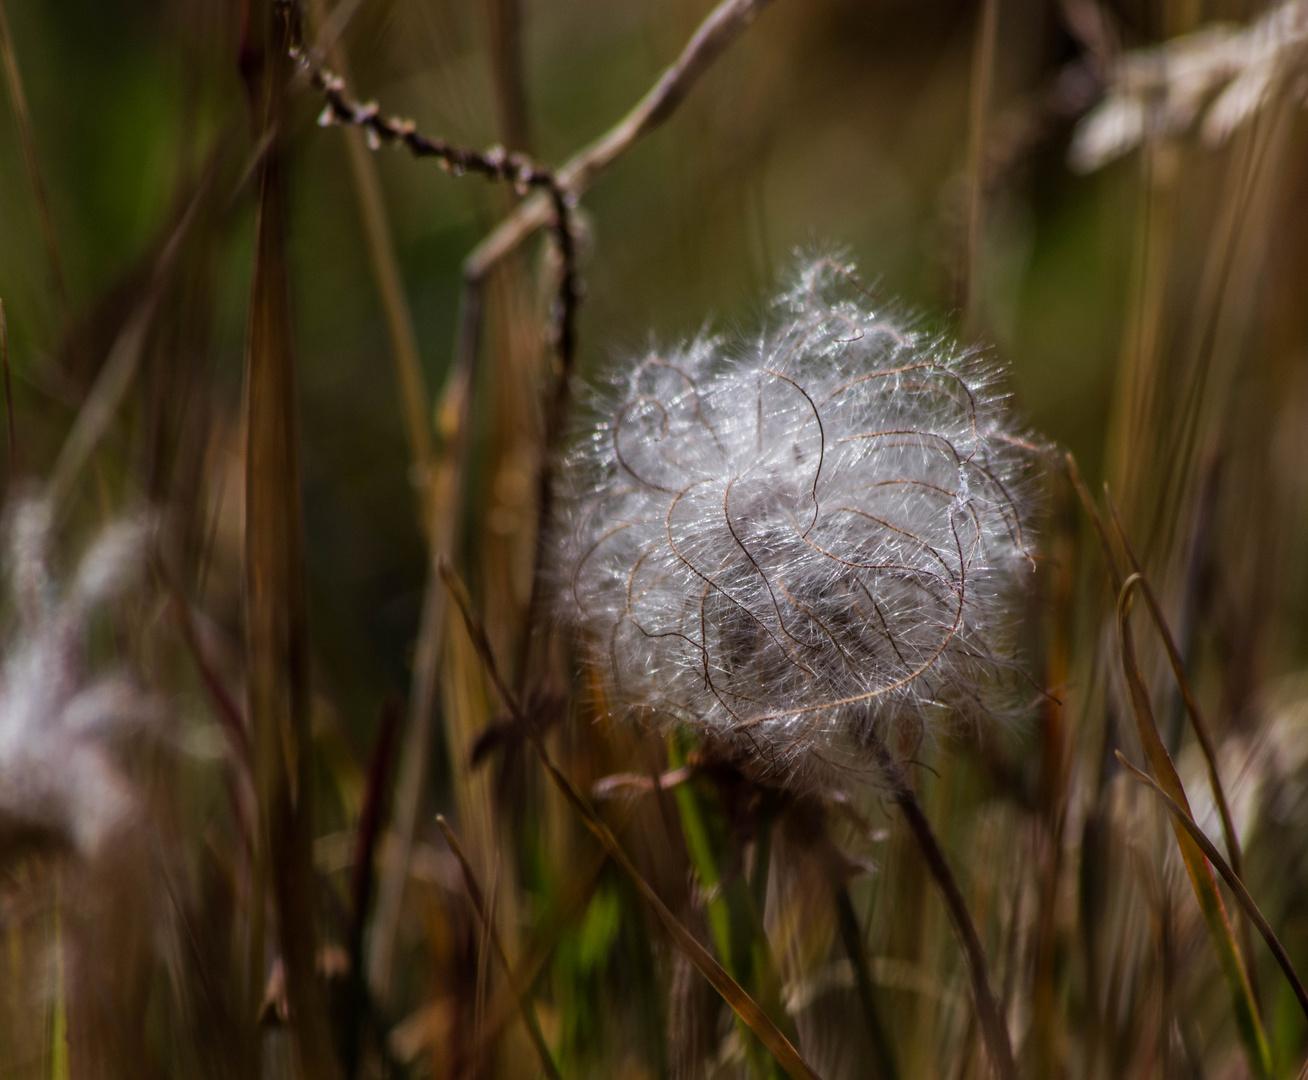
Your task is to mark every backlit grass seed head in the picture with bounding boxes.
[0,497,155,861]
[561,259,1035,786]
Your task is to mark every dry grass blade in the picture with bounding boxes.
[1066,452,1123,594]
[0,298,14,479]
[1115,751,1308,1023]
[1106,495,1246,884]
[436,815,563,1080]
[0,0,73,348]
[1116,574,1271,1078]
[1106,481,1265,1009]
[367,290,479,1001]
[437,559,822,1080]
[866,740,1018,1080]
[243,4,341,1076]
[46,185,206,509]
[963,0,998,332]
[830,874,898,1080]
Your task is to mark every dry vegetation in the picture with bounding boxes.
[3,0,1308,1078]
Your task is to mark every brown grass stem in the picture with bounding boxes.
[963,0,999,333]
[0,298,14,480]
[303,0,434,524]
[438,558,822,1080]
[1115,751,1308,1023]
[830,874,898,1080]
[1105,485,1264,1008]
[366,285,481,1002]
[437,815,563,1080]
[1106,500,1245,882]
[867,739,1018,1080]
[242,5,341,1075]
[1116,574,1271,1077]
[0,0,74,353]
[343,699,401,1079]
[46,180,208,511]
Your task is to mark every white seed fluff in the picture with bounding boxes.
[559,258,1035,786]
[0,497,155,860]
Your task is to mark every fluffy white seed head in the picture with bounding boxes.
[0,496,155,861]
[559,258,1037,788]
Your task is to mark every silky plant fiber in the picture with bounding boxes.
[560,257,1037,787]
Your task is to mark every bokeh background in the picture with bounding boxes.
[3,0,1308,1077]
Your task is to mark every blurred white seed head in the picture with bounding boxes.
[559,258,1037,787]
[1070,1,1308,171]
[0,496,155,861]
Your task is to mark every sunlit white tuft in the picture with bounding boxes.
[0,497,156,860]
[559,258,1036,787]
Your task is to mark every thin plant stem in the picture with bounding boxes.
[0,299,14,480]
[0,0,74,353]
[830,875,898,1080]
[437,815,564,1080]
[1116,752,1308,1023]
[303,0,434,525]
[867,738,1017,1080]
[963,0,999,333]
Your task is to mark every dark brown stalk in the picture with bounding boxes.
[437,815,563,1080]
[301,0,434,529]
[867,739,1017,1080]
[830,875,898,1080]
[242,3,340,1076]
[340,699,401,1077]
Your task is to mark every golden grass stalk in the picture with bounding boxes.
[1116,574,1271,1079]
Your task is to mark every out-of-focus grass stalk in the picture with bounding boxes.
[667,734,786,1080]
[1,298,15,479]
[962,0,997,335]
[369,315,478,1000]
[0,0,74,352]
[1116,576,1271,1079]
[1031,476,1076,1075]
[437,815,563,1080]
[830,874,898,1080]
[50,891,68,1080]
[303,0,434,528]
[1115,752,1308,1024]
[45,190,205,511]
[242,4,341,1076]
[1104,143,1176,527]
